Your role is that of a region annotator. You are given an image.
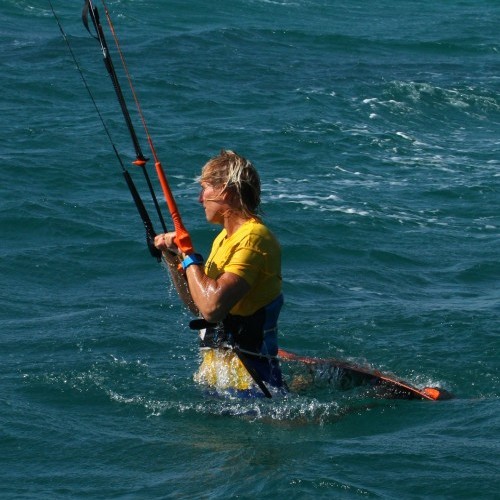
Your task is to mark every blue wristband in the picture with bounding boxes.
[181,253,204,270]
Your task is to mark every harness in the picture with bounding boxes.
[189,294,283,356]
[189,294,285,392]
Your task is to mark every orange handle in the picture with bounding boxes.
[154,161,194,255]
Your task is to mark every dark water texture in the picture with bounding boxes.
[1,0,499,498]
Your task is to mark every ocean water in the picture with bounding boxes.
[1,0,499,498]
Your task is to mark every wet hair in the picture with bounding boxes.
[200,150,261,217]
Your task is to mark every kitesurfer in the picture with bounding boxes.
[154,150,285,396]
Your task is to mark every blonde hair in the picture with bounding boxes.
[200,150,261,217]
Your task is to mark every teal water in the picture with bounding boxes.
[1,0,499,498]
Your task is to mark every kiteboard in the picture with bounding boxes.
[278,349,452,401]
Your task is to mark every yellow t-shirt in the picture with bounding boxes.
[204,218,282,316]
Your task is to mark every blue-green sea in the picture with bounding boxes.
[1,0,499,498]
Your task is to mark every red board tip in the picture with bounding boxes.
[422,387,453,400]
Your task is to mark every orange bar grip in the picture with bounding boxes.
[154,161,194,255]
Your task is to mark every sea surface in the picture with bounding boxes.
[1,0,499,498]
